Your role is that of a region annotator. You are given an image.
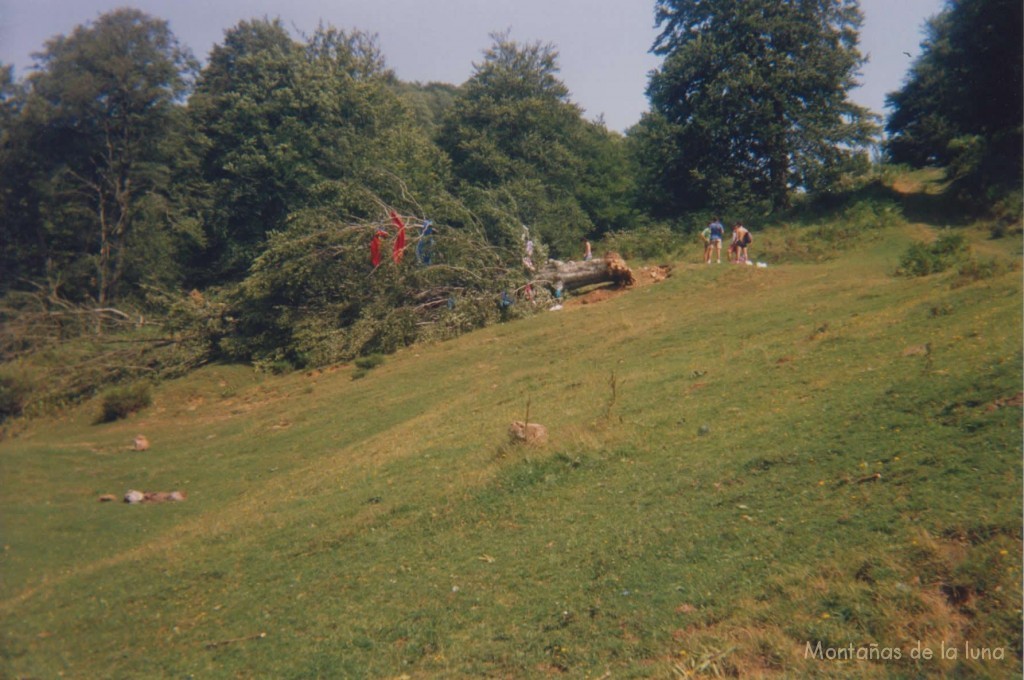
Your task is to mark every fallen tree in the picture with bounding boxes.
[534,252,635,291]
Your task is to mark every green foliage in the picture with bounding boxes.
[162,289,235,366]
[897,232,970,276]
[0,66,40,296]
[351,353,385,380]
[598,224,683,261]
[0,372,32,422]
[439,32,638,257]
[810,199,903,243]
[0,285,229,416]
[393,80,459,135]
[574,123,641,237]
[13,9,198,304]
[98,382,152,422]
[184,19,452,284]
[217,206,528,368]
[353,354,385,370]
[624,112,686,218]
[748,198,903,264]
[268,360,297,375]
[7,3,1020,400]
[645,0,877,212]
[990,188,1024,238]
[953,256,1011,287]
[885,0,1023,195]
[945,134,987,181]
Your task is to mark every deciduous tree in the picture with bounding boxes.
[885,0,1023,189]
[439,32,635,256]
[645,0,876,212]
[0,64,39,292]
[186,19,452,283]
[21,9,196,303]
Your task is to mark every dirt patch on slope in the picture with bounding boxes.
[569,264,671,306]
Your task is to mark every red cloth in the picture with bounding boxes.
[370,228,387,267]
[390,211,406,264]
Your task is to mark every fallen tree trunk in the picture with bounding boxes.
[535,252,635,291]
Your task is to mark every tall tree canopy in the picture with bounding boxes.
[439,32,635,256]
[11,9,197,303]
[885,0,1023,188]
[643,0,876,212]
[185,19,452,283]
[0,64,35,291]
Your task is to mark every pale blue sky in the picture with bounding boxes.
[0,0,945,132]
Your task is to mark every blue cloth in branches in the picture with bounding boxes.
[416,220,435,265]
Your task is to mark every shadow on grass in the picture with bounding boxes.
[802,176,977,228]
[895,186,976,227]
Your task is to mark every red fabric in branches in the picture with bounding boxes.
[370,228,388,268]
[390,211,406,264]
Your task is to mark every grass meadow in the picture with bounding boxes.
[1,205,1021,677]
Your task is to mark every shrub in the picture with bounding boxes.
[0,373,32,422]
[989,187,1023,239]
[352,354,385,380]
[954,257,1007,287]
[897,232,970,277]
[98,383,152,423]
[808,199,902,249]
[354,354,385,371]
[163,288,235,365]
[599,224,684,261]
[946,134,986,182]
[264,360,295,375]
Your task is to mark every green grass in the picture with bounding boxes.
[1,216,1021,677]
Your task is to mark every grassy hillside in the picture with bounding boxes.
[1,206,1021,677]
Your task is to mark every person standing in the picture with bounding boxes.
[708,217,725,263]
[733,222,752,263]
[523,234,536,271]
[700,224,712,263]
[582,237,593,261]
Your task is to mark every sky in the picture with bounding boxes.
[0,0,946,133]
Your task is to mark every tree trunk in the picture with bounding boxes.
[768,98,791,211]
[534,252,635,291]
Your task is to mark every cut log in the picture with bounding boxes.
[535,252,635,291]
